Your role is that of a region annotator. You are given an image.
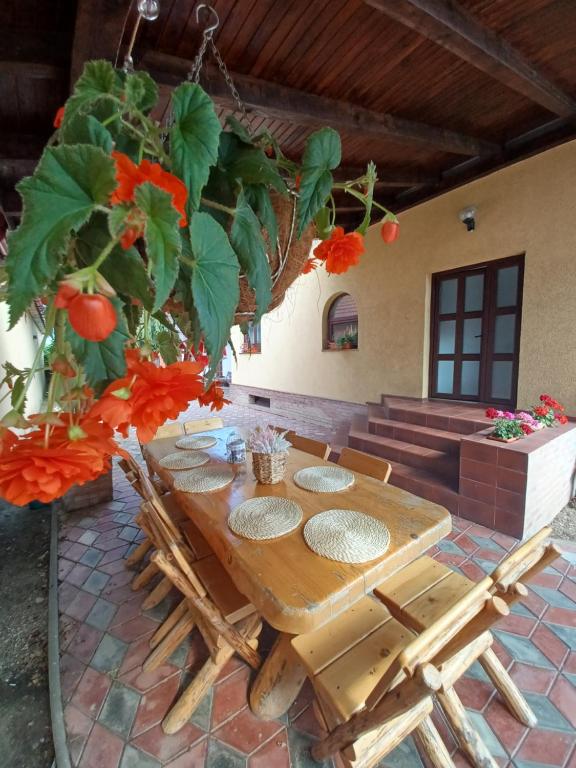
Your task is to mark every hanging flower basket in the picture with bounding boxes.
[0,5,397,507]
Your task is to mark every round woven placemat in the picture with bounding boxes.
[175,435,217,450]
[303,509,390,564]
[172,465,234,493]
[159,451,210,470]
[293,466,354,493]
[228,497,303,540]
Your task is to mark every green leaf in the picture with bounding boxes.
[156,330,179,365]
[230,190,272,321]
[10,377,26,413]
[135,182,182,313]
[314,206,332,240]
[297,127,341,237]
[225,115,252,145]
[64,60,122,128]
[67,297,129,388]
[170,83,221,212]
[189,212,240,368]
[6,144,117,327]
[244,184,277,255]
[124,71,158,113]
[60,113,113,152]
[76,214,154,311]
[219,133,287,194]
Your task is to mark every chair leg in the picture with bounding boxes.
[143,612,196,672]
[131,560,159,591]
[142,576,173,610]
[479,647,537,727]
[125,537,152,568]
[162,614,261,735]
[414,715,457,768]
[149,599,188,649]
[437,687,499,768]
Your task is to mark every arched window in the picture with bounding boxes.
[325,294,358,350]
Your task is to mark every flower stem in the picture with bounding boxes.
[92,236,120,272]
[13,302,56,414]
[200,198,236,216]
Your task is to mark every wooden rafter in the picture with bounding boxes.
[364,0,576,117]
[70,0,133,86]
[143,51,498,157]
[334,166,437,188]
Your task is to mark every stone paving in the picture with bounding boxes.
[57,400,576,768]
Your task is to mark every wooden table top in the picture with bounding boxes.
[144,429,451,634]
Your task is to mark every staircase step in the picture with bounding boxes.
[384,402,492,435]
[348,429,458,481]
[368,417,461,455]
[386,461,460,515]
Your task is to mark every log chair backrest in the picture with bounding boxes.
[338,447,392,483]
[365,576,507,710]
[489,526,561,596]
[153,422,185,440]
[183,417,224,434]
[289,433,331,460]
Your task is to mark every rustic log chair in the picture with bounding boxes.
[287,432,331,460]
[183,417,224,434]
[267,424,291,434]
[119,454,209,609]
[373,526,561,763]
[290,575,509,768]
[139,484,262,734]
[337,447,392,483]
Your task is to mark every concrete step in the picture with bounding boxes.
[348,429,459,482]
[368,417,462,455]
[386,461,460,515]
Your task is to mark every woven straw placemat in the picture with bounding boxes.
[293,466,354,493]
[172,465,234,493]
[303,509,390,564]
[229,497,303,540]
[175,435,217,450]
[159,451,210,470]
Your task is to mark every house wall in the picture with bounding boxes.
[231,139,576,414]
[0,304,45,419]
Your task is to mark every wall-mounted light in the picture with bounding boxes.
[459,205,477,232]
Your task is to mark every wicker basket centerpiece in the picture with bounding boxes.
[249,426,292,484]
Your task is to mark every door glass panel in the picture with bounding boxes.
[494,314,516,354]
[497,266,518,307]
[463,318,482,354]
[436,361,454,394]
[461,361,480,396]
[465,274,484,312]
[491,361,513,399]
[439,279,457,314]
[438,320,456,354]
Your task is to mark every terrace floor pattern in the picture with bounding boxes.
[57,401,576,768]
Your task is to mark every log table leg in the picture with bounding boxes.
[249,633,307,720]
[437,686,498,768]
[414,715,457,768]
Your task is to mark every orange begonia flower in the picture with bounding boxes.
[110,152,188,227]
[197,383,231,412]
[53,106,65,129]
[301,258,320,275]
[313,227,365,275]
[0,418,127,506]
[94,349,205,443]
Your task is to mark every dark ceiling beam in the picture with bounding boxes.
[364,0,576,118]
[394,116,576,209]
[0,62,65,79]
[143,51,498,157]
[0,134,47,159]
[70,0,133,87]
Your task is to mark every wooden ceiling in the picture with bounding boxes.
[2,0,576,227]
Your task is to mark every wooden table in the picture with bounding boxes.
[144,428,451,718]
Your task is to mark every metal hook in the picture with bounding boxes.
[195,3,220,37]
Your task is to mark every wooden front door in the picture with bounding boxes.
[429,255,524,407]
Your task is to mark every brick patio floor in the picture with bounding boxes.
[57,400,576,768]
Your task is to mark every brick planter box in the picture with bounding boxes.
[60,469,114,512]
[459,423,576,538]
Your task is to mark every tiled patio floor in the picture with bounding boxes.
[57,401,576,768]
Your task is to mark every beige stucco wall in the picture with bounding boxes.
[231,139,576,413]
[0,304,45,419]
